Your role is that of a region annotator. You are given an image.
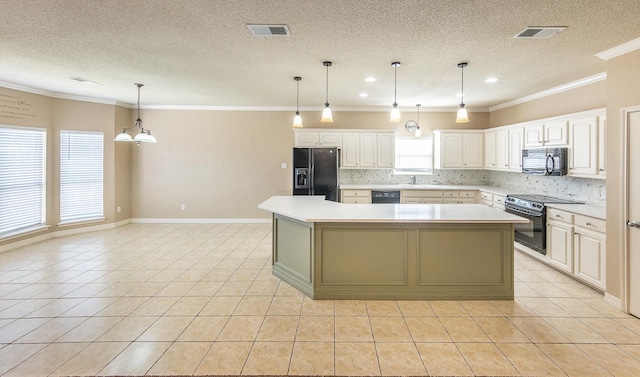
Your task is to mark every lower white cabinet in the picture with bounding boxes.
[341,189,371,204]
[479,191,506,210]
[401,190,443,204]
[546,207,606,290]
[547,218,574,273]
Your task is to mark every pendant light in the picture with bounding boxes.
[321,61,333,123]
[404,104,422,137]
[114,83,157,144]
[390,62,401,122]
[455,62,470,123]
[292,77,303,128]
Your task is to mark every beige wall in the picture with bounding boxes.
[128,109,489,220]
[489,80,607,127]
[604,49,640,300]
[114,105,132,222]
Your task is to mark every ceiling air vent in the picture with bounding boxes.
[514,27,567,39]
[246,24,290,37]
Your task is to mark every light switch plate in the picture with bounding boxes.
[281,163,287,168]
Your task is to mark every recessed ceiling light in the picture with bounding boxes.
[359,93,369,97]
[69,77,102,86]
[485,77,498,83]
[365,77,377,82]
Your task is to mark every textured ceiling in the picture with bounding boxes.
[0,0,639,110]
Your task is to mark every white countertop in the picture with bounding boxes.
[340,184,517,197]
[258,196,529,224]
[546,203,606,220]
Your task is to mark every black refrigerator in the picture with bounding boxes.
[293,147,340,201]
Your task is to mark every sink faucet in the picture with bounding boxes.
[410,175,417,185]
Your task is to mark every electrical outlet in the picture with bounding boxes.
[281,162,287,169]
[117,206,121,213]
[181,204,186,211]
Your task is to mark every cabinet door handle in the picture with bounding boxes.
[628,220,640,228]
[586,222,592,226]
[599,169,605,171]
[556,214,561,218]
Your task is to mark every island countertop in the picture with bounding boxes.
[258,196,529,224]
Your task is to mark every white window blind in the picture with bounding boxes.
[60,130,104,223]
[0,126,47,237]
[394,137,433,174]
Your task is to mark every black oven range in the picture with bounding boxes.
[505,194,583,254]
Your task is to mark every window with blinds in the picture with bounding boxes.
[394,137,433,174]
[60,130,104,223]
[0,126,47,237]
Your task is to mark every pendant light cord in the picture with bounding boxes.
[394,66,397,106]
[460,65,465,106]
[325,64,329,105]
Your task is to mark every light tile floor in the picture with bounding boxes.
[0,223,639,376]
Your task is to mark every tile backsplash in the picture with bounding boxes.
[340,169,606,206]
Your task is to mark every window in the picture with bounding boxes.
[394,136,433,174]
[0,126,47,237]
[60,130,104,223]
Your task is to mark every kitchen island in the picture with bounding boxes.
[258,196,528,300]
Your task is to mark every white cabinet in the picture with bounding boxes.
[319,133,342,147]
[598,114,606,178]
[434,130,483,169]
[545,207,606,290]
[547,209,574,273]
[295,132,320,147]
[359,133,377,167]
[569,116,598,176]
[484,131,497,169]
[341,132,394,169]
[573,214,606,289]
[401,190,443,204]
[463,133,484,168]
[295,131,342,147]
[442,190,476,204]
[524,121,568,147]
[568,112,606,179]
[376,133,395,168]
[341,189,371,204]
[508,127,524,171]
[496,129,509,170]
[479,191,506,210]
[341,133,360,167]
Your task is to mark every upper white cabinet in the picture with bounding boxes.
[341,133,360,167]
[508,127,524,171]
[484,131,497,169]
[341,131,394,168]
[376,133,395,168]
[319,133,342,147]
[294,130,342,147]
[524,120,568,147]
[568,111,606,179]
[496,129,509,170]
[295,132,320,147]
[434,130,483,169]
[597,114,606,178]
[569,116,598,176]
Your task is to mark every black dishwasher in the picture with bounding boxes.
[371,190,401,203]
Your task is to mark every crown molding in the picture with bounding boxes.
[0,80,54,97]
[489,72,607,112]
[53,93,118,105]
[0,80,490,112]
[596,36,640,61]
[138,105,490,112]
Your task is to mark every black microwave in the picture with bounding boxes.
[522,147,568,176]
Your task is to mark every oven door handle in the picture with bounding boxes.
[505,205,544,217]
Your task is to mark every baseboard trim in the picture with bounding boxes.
[53,222,116,238]
[604,293,623,310]
[129,217,272,224]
